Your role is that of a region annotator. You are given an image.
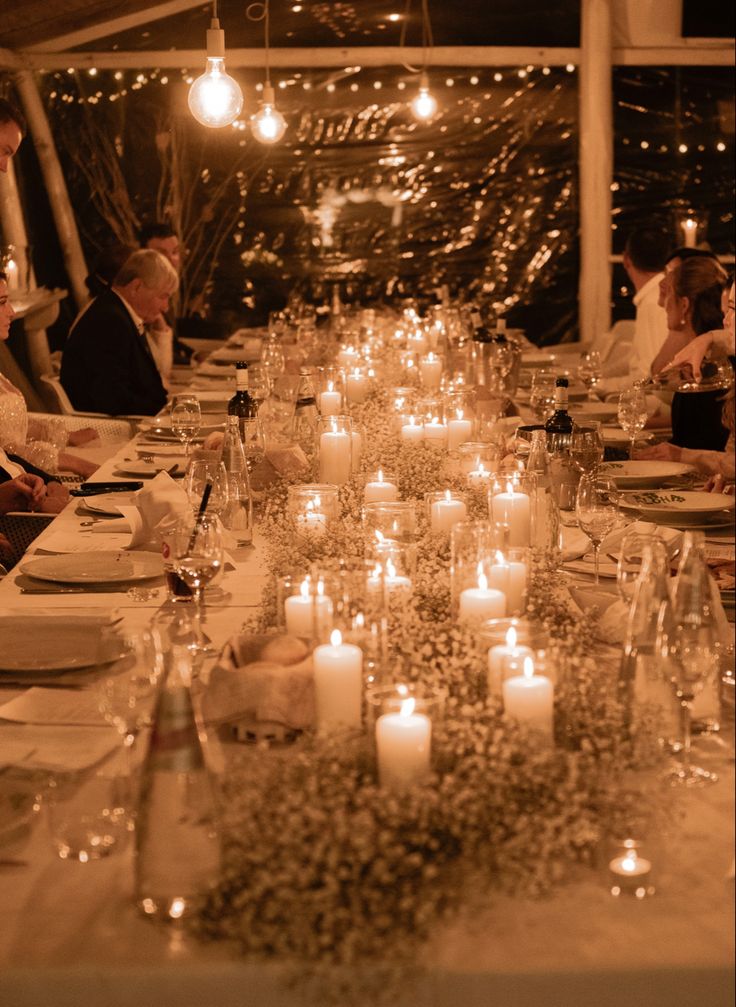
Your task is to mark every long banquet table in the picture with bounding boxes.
[0,371,734,1007]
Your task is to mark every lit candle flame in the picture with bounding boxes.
[386,558,397,579]
[317,578,325,596]
[375,529,385,543]
[305,500,314,513]
[523,655,535,679]
[457,408,464,420]
[330,629,342,647]
[432,416,440,425]
[444,489,452,501]
[377,469,384,482]
[506,626,517,649]
[506,481,514,495]
[327,380,334,392]
[315,495,321,507]
[400,697,416,717]
[300,578,310,599]
[495,550,507,565]
[477,562,488,591]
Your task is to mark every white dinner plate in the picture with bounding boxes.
[619,490,735,519]
[0,619,127,672]
[20,550,163,585]
[599,460,695,488]
[569,402,620,422]
[114,461,183,478]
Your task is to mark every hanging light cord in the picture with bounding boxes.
[399,0,434,75]
[247,1,271,87]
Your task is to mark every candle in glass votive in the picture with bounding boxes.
[487,551,510,596]
[502,656,553,741]
[467,462,491,487]
[296,498,327,536]
[365,469,399,504]
[346,368,368,404]
[367,558,412,596]
[487,626,534,697]
[320,430,351,484]
[284,578,333,637]
[430,490,467,534]
[609,842,654,897]
[419,352,443,390]
[313,629,363,733]
[459,564,506,623]
[491,482,531,547]
[506,556,528,615]
[319,382,342,416]
[447,411,472,451]
[401,415,424,443]
[376,696,432,789]
[351,430,363,472]
[423,416,448,448]
[337,346,360,367]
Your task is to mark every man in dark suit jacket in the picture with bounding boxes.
[61,249,176,416]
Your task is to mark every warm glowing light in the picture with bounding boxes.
[330,629,343,647]
[477,562,487,591]
[523,655,535,679]
[506,626,517,649]
[400,696,416,717]
[411,72,438,122]
[250,84,287,144]
[444,489,452,501]
[300,578,310,598]
[377,469,384,482]
[188,56,242,128]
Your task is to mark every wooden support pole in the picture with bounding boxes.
[579,0,613,347]
[13,68,89,312]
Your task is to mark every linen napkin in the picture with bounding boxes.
[88,471,190,549]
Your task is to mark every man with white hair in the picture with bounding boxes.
[61,249,176,415]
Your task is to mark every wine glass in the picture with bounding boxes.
[170,515,224,655]
[570,423,604,475]
[529,371,556,422]
[658,617,720,786]
[170,395,201,458]
[617,531,669,603]
[578,350,602,400]
[576,474,620,585]
[247,364,271,406]
[617,386,648,458]
[184,459,229,518]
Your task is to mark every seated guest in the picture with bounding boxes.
[652,246,723,374]
[139,221,193,368]
[0,448,69,513]
[0,270,97,477]
[61,249,175,416]
[84,243,136,299]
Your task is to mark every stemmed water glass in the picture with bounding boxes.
[616,530,669,603]
[529,371,557,422]
[185,459,229,518]
[617,385,648,458]
[578,350,602,400]
[170,514,225,655]
[170,395,201,458]
[576,474,620,585]
[570,423,604,475]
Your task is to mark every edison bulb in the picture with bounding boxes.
[250,86,287,144]
[188,57,243,128]
[411,74,438,122]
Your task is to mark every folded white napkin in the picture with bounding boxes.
[88,471,190,549]
[562,520,683,563]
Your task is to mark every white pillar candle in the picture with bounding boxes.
[337,347,360,367]
[401,416,424,443]
[487,552,510,596]
[430,491,467,534]
[319,385,342,416]
[423,417,448,448]
[320,430,352,484]
[364,470,399,504]
[459,567,506,623]
[491,487,531,547]
[680,218,697,248]
[487,626,534,697]
[313,629,363,733]
[284,580,333,637]
[467,463,491,487]
[376,697,432,789]
[506,559,528,615]
[419,353,443,390]
[502,656,554,742]
[296,500,328,536]
[346,369,368,404]
[367,559,412,596]
[447,415,472,451]
[351,430,363,473]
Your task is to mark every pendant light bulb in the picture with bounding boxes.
[411,71,438,122]
[188,18,243,128]
[250,84,287,144]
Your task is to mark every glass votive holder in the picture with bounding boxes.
[453,554,508,625]
[365,555,413,611]
[366,683,447,788]
[345,365,370,405]
[457,441,501,475]
[446,408,475,452]
[316,366,345,415]
[318,415,353,485]
[419,351,444,390]
[287,483,340,535]
[335,345,361,369]
[363,469,399,504]
[399,414,425,443]
[607,838,656,899]
[350,420,365,474]
[488,470,537,548]
[363,500,417,543]
[480,617,550,698]
[425,490,468,535]
[416,395,445,422]
[278,572,334,642]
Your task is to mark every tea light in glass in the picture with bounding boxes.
[419,352,443,390]
[366,557,412,598]
[364,469,399,504]
[428,490,467,535]
[458,562,506,623]
[401,415,424,443]
[609,839,655,898]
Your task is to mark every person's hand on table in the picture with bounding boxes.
[67,427,100,447]
[0,473,47,513]
[656,331,714,383]
[704,473,735,495]
[633,442,682,462]
[58,452,98,479]
[38,481,70,513]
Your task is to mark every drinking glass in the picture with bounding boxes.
[617,530,669,603]
[617,386,648,458]
[185,459,229,518]
[578,350,602,400]
[170,395,201,457]
[570,423,604,475]
[529,371,557,422]
[576,474,620,585]
[170,515,225,655]
[242,417,266,472]
[247,364,271,405]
